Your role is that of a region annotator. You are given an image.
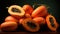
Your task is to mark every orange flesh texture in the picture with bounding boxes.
[23,5,33,14]
[32,5,48,17]
[46,15,59,31]
[8,5,25,19]
[22,18,40,32]
[33,17,45,24]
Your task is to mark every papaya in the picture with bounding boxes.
[24,13,31,18]
[23,5,33,15]
[46,15,59,31]
[22,18,40,32]
[33,17,45,25]
[0,21,18,31]
[8,5,25,19]
[32,5,48,18]
[19,18,24,24]
[5,16,17,22]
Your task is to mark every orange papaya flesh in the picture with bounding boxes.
[22,18,40,32]
[46,15,59,31]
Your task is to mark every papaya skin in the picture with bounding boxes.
[11,15,22,20]
[23,5,33,15]
[8,5,25,19]
[33,17,45,25]
[32,5,48,18]
[0,21,18,31]
[46,15,59,31]
[5,16,17,22]
[19,14,31,24]
[22,18,40,32]
[19,18,24,24]
[24,13,31,18]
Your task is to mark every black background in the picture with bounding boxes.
[0,0,60,32]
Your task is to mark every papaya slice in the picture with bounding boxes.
[46,15,59,31]
[32,5,48,18]
[0,21,18,31]
[8,5,25,19]
[33,17,45,25]
[22,18,40,32]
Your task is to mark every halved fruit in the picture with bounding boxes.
[22,18,40,32]
[46,15,59,31]
[8,5,25,19]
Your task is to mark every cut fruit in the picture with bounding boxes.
[8,5,25,19]
[46,15,59,31]
[22,18,40,32]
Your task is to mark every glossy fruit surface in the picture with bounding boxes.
[1,21,18,31]
[33,17,45,25]
[23,5,33,14]
[32,5,48,17]
[5,16,17,22]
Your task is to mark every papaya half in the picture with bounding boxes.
[21,18,40,32]
[8,5,25,19]
[46,15,59,31]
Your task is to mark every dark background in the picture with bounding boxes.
[0,0,60,32]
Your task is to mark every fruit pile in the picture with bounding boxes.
[0,5,59,32]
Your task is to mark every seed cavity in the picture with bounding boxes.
[12,8,21,13]
[49,18,55,27]
[27,21,36,29]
